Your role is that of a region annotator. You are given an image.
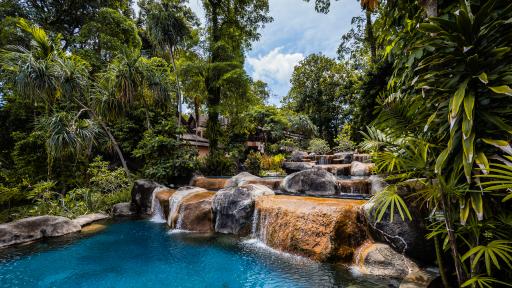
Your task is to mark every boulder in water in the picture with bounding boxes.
[363,185,435,264]
[213,184,274,235]
[350,161,374,176]
[167,186,208,227]
[190,176,227,190]
[254,195,368,261]
[354,242,419,278]
[369,175,387,195]
[176,191,215,232]
[334,152,354,164]
[282,161,315,174]
[113,202,133,216]
[280,168,338,196]
[224,172,261,188]
[289,150,308,162]
[0,216,81,248]
[73,213,109,227]
[131,179,165,215]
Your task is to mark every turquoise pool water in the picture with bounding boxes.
[0,220,397,288]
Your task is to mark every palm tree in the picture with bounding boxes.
[139,0,198,126]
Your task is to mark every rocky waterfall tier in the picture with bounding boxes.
[252,195,368,262]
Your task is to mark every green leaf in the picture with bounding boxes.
[451,79,469,118]
[435,147,450,174]
[489,85,512,96]
[463,91,475,120]
[418,23,443,33]
[478,72,488,84]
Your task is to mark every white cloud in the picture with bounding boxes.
[248,48,304,84]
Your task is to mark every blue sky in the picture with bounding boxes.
[187,0,362,105]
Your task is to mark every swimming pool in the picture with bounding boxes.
[0,220,397,288]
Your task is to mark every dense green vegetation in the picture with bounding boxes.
[1,0,511,286]
[306,0,512,286]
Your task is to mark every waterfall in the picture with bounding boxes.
[250,208,259,239]
[167,187,203,228]
[150,188,166,223]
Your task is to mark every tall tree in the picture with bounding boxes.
[202,0,272,152]
[138,0,198,126]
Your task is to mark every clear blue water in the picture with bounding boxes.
[0,220,397,288]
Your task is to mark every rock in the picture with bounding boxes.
[334,152,354,164]
[212,184,274,235]
[354,242,419,278]
[363,195,435,264]
[176,191,215,232]
[0,216,81,248]
[112,202,133,216]
[337,178,371,194]
[282,161,315,174]
[243,178,282,190]
[81,223,107,234]
[353,153,371,163]
[350,161,374,176]
[190,176,227,190]
[167,186,208,228]
[155,188,175,218]
[73,213,109,227]
[280,168,338,196]
[224,172,261,188]
[289,150,308,162]
[399,270,439,288]
[254,195,368,261]
[315,164,351,176]
[130,179,165,215]
[369,175,387,195]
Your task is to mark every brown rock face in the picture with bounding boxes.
[315,164,351,176]
[155,188,175,218]
[176,191,216,232]
[337,178,371,194]
[254,195,368,262]
[190,176,227,190]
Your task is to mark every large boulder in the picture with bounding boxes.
[280,168,338,196]
[112,202,133,216]
[190,176,227,190]
[354,242,419,278]
[212,184,274,235]
[369,175,388,195]
[176,191,215,232]
[282,161,315,174]
[254,195,368,261]
[289,150,308,162]
[130,179,165,215]
[0,216,81,248]
[73,213,109,227]
[224,172,261,188]
[363,180,435,264]
[167,186,208,228]
[350,161,374,176]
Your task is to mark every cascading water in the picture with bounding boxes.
[167,187,205,228]
[150,187,166,223]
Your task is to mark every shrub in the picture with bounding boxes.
[261,154,285,174]
[198,152,237,176]
[244,151,262,176]
[308,138,330,154]
[88,157,130,194]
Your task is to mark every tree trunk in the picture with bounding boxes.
[420,0,438,17]
[440,193,466,285]
[205,1,222,153]
[434,234,451,288]
[365,10,377,63]
[170,47,183,129]
[99,121,131,178]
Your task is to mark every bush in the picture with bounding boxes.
[133,119,198,184]
[198,152,237,176]
[308,138,330,154]
[88,157,130,194]
[244,151,262,176]
[261,154,285,175]
[334,124,355,152]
